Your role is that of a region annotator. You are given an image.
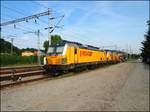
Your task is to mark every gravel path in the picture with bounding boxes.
[105,62,149,111]
[1,62,149,111]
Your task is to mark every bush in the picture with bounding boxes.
[0,53,44,66]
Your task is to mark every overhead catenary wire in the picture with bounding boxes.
[61,28,101,46]
[1,4,64,51]
[1,5,49,26]
[31,1,65,16]
[1,5,26,16]
[2,17,47,39]
[1,14,18,22]
[0,17,10,21]
[57,29,95,46]
[49,15,65,33]
[1,11,50,26]
[1,26,34,36]
[1,15,38,33]
[31,1,49,9]
[1,17,42,36]
[3,16,47,31]
[1,3,99,50]
[28,2,115,48]
[1,4,64,31]
[2,4,63,44]
[1,13,46,31]
[1,12,49,36]
[1,6,51,42]
[1,16,103,50]
[63,27,119,49]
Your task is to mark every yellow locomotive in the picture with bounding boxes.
[43,40,125,75]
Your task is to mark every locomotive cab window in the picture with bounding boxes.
[56,46,64,53]
[47,46,64,56]
[47,47,55,54]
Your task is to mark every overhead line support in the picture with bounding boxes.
[1,10,51,26]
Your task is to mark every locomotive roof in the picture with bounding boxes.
[61,40,100,51]
[50,40,127,54]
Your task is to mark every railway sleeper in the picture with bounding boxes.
[0,70,44,82]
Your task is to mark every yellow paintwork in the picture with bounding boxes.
[45,45,121,65]
[65,47,75,64]
[46,55,64,65]
[77,48,106,63]
[46,47,75,65]
[106,52,113,61]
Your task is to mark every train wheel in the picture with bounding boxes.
[63,70,68,74]
[53,72,60,76]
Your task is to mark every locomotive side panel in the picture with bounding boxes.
[77,48,101,63]
[65,46,75,64]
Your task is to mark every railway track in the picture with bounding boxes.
[0,65,48,89]
[0,63,120,89]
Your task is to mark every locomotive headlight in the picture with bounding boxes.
[43,57,47,65]
[61,58,67,64]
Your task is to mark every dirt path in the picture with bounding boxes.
[1,62,149,111]
[105,62,149,111]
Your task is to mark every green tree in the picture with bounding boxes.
[20,48,37,52]
[43,35,62,53]
[0,38,20,55]
[51,35,62,45]
[141,20,150,64]
[43,40,49,53]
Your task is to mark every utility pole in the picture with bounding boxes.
[45,14,65,46]
[37,30,41,65]
[2,35,16,54]
[129,45,132,59]
[24,30,41,65]
[10,38,14,55]
[48,8,51,46]
[126,44,129,59]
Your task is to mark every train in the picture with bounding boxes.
[43,40,127,75]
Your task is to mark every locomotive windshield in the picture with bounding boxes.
[47,46,64,56]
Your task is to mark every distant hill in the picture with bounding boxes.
[0,38,20,54]
[0,38,44,55]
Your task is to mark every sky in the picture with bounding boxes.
[1,1,149,54]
